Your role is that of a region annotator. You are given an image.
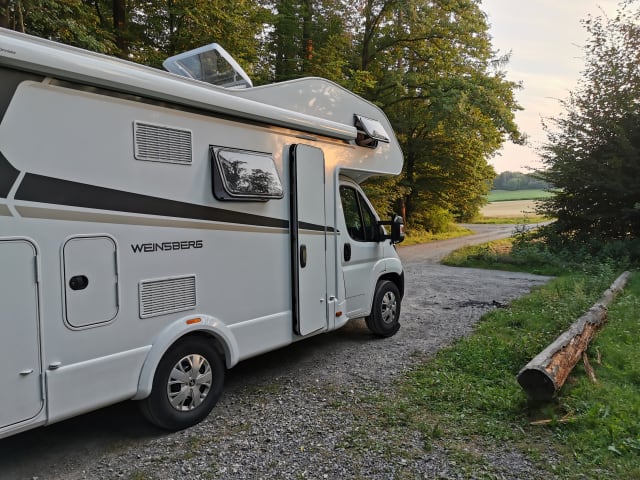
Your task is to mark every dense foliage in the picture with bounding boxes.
[0,0,524,230]
[538,1,640,244]
[492,171,548,191]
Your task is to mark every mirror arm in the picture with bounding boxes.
[377,215,405,245]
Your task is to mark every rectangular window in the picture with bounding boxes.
[211,146,283,201]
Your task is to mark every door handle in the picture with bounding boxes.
[344,243,352,262]
[19,369,34,376]
[69,275,89,290]
[300,244,307,268]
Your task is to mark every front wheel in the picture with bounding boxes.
[365,280,401,338]
[140,336,225,431]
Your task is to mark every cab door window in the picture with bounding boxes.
[340,186,378,242]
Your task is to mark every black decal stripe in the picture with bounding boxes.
[0,68,44,125]
[0,151,20,198]
[299,221,335,233]
[15,174,290,229]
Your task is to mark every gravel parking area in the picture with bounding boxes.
[0,225,553,480]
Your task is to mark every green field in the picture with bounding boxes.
[487,189,554,202]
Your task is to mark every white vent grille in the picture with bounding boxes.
[139,275,196,318]
[134,121,192,164]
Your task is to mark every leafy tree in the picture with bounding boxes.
[359,0,523,227]
[126,0,268,69]
[538,1,640,243]
[264,0,354,83]
[1,0,116,53]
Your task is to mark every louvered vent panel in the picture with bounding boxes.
[134,121,192,164]
[139,275,196,319]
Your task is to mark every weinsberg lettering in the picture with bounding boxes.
[131,240,204,253]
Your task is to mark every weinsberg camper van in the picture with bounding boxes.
[0,28,405,438]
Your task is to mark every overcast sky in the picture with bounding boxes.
[480,0,621,173]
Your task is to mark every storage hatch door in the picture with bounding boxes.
[63,236,119,328]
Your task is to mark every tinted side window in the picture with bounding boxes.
[340,186,365,241]
[360,195,378,241]
[340,186,378,242]
[211,146,283,201]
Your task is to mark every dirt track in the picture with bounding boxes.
[0,224,553,480]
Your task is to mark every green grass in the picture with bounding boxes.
[402,223,474,246]
[342,239,639,478]
[487,189,554,202]
[556,280,640,474]
[441,238,564,275]
[471,215,551,224]
[406,270,637,478]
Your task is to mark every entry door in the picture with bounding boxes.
[290,144,328,336]
[0,239,43,428]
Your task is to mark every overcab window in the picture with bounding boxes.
[211,147,283,201]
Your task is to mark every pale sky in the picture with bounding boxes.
[481,0,621,173]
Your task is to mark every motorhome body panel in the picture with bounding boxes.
[0,29,404,439]
[0,68,342,423]
[0,239,43,429]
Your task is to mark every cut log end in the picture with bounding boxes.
[517,368,556,402]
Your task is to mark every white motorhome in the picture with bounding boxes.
[0,28,405,438]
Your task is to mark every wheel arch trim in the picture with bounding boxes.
[379,261,404,299]
[132,314,239,400]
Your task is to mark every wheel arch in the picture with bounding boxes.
[132,314,239,400]
[378,270,404,299]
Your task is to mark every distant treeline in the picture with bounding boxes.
[493,171,549,191]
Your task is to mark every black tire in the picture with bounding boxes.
[365,280,401,338]
[140,336,225,431]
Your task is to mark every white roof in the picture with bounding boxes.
[0,28,403,175]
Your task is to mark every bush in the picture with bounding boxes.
[410,206,454,233]
[513,228,640,272]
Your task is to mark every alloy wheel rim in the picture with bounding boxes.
[167,354,213,411]
[381,291,397,324]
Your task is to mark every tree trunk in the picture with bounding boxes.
[301,0,312,73]
[113,0,127,58]
[517,271,632,402]
[16,0,23,32]
[0,0,9,29]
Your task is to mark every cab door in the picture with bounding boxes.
[339,183,385,318]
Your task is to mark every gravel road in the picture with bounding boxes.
[0,224,553,480]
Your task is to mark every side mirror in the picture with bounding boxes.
[377,215,405,244]
[391,215,405,244]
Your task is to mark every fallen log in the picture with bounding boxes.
[517,271,632,402]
